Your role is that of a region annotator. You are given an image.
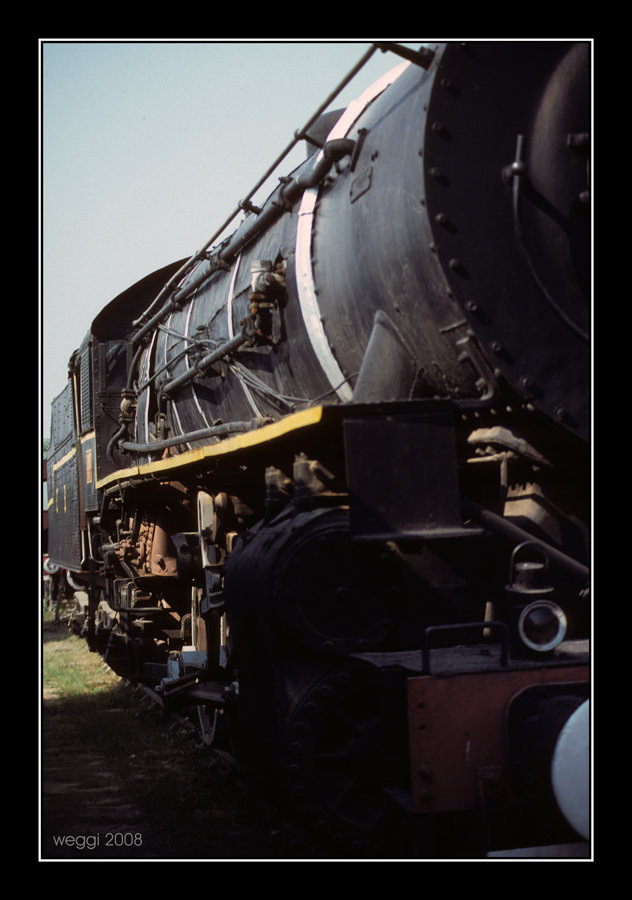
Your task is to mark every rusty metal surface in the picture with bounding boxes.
[408,664,589,814]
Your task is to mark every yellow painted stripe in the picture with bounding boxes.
[52,445,76,472]
[96,406,325,489]
[85,447,93,483]
[50,432,98,481]
[82,431,97,484]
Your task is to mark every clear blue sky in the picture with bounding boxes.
[40,39,423,437]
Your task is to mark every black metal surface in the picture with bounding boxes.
[310,56,478,401]
[343,412,469,540]
[47,382,82,570]
[75,41,590,460]
[423,42,590,438]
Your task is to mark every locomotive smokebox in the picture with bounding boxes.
[302,42,589,437]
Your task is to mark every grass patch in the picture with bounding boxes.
[41,610,300,858]
[41,611,185,755]
[43,615,120,700]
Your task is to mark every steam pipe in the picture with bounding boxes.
[131,45,376,333]
[462,498,589,584]
[107,422,128,464]
[181,139,355,289]
[160,331,250,396]
[132,138,356,348]
[119,418,270,454]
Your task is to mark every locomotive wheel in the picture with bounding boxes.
[280,658,411,852]
[267,508,407,655]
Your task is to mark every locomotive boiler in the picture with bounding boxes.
[46,41,591,858]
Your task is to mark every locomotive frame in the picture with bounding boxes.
[44,41,591,859]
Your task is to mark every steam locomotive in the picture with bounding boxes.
[45,41,591,858]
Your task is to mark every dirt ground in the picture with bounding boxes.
[40,624,310,862]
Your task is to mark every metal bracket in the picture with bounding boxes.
[422,621,509,675]
[373,42,436,70]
